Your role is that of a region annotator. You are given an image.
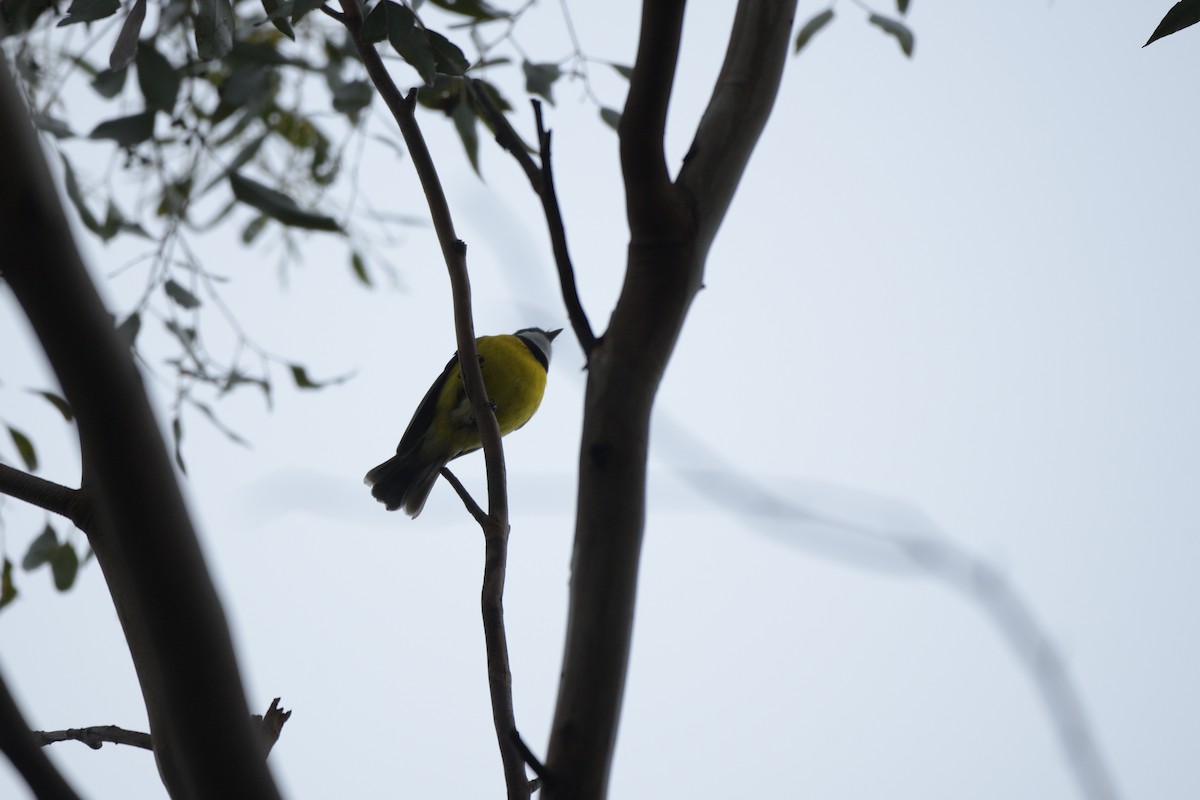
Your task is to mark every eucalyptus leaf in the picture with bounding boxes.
[229,173,341,232]
[31,390,74,422]
[7,426,37,472]
[88,110,156,147]
[0,559,16,610]
[1145,0,1200,46]
[868,13,914,57]
[136,40,180,112]
[195,0,234,60]
[57,0,119,27]
[22,526,57,571]
[109,0,147,70]
[522,61,560,105]
[794,8,834,54]
[164,279,201,309]
[50,544,79,590]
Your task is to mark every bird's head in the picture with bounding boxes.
[515,327,562,371]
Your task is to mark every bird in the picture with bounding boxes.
[365,327,562,517]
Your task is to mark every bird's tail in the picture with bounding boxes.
[364,452,444,517]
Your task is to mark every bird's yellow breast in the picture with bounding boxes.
[435,334,549,457]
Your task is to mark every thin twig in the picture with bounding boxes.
[0,669,84,800]
[511,729,549,783]
[466,80,596,355]
[531,100,596,355]
[0,463,90,529]
[32,726,153,751]
[335,9,526,798]
[441,467,489,526]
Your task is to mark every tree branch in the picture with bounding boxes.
[33,726,153,751]
[544,3,799,798]
[0,668,83,800]
[31,698,290,758]
[440,467,488,526]
[619,0,687,234]
[676,0,798,254]
[0,463,82,522]
[336,10,526,798]
[467,83,597,356]
[531,100,597,355]
[0,57,281,800]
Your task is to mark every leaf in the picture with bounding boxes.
[868,13,914,58]
[229,173,341,232]
[50,543,79,591]
[599,106,621,130]
[289,364,322,389]
[219,65,273,108]
[260,0,295,39]
[22,526,57,570]
[31,390,74,422]
[609,62,633,80]
[88,110,156,148]
[291,0,325,23]
[116,312,141,348]
[109,0,147,70]
[523,61,561,105]
[32,112,73,138]
[427,31,469,76]
[7,426,37,472]
[57,0,119,26]
[190,401,249,446]
[359,1,389,43]
[241,214,269,243]
[0,559,16,610]
[91,67,127,98]
[136,40,180,112]
[350,251,371,286]
[386,4,437,83]
[1145,0,1200,46]
[289,364,350,390]
[1,0,55,37]
[794,8,834,53]
[164,278,201,309]
[451,94,479,174]
[195,0,234,60]
[330,79,373,121]
[171,415,186,473]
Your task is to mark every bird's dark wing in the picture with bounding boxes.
[395,352,460,456]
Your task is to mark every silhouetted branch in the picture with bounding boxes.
[0,463,81,522]
[441,467,488,526]
[544,4,799,799]
[33,726,153,751]
[335,9,526,798]
[250,697,292,757]
[0,668,83,800]
[530,100,596,356]
[2,55,282,800]
[469,81,596,355]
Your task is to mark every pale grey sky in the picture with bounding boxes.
[2,3,1198,799]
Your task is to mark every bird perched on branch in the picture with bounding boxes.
[365,327,562,517]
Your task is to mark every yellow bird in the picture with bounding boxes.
[365,327,561,516]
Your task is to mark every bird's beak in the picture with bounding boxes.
[547,328,563,340]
